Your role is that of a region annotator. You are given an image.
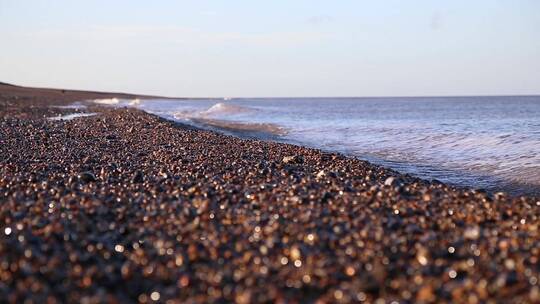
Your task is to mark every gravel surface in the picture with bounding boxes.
[1,89,539,303]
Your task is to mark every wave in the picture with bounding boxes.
[93,98,120,105]
[169,102,284,136]
[190,118,286,137]
[83,96,540,196]
[92,98,141,106]
[48,113,97,121]
[200,102,255,117]
[129,98,141,106]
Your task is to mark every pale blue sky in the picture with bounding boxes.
[1,0,539,97]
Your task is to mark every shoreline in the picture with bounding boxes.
[1,84,539,302]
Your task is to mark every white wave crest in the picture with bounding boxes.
[93,98,120,105]
[129,98,141,106]
[202,102,253,116]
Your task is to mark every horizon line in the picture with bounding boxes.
[2,81,539,100]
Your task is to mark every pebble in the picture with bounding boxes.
[132,170,144,183]
[78,171,97,183]
[0,95,539,303]
[384,176,395,186]
[282,155,304,164]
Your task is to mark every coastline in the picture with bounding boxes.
[1,85,539,302]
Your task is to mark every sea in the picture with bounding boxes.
[94,96,540,196]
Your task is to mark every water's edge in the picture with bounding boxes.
[86,97,540,197]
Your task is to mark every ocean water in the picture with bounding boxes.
[99,96,540,196]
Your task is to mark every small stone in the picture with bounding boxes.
[132,170,144,183]
[290,246,301,261]
[282,155,304,164]
[417,285,435,302]
[464,226,480,240]
[78,172,97,183]
[150,291,160,301]
[384,177,395,186]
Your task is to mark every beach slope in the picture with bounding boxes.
[1,84,539,303]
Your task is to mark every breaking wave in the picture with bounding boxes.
[201,102,254,116]
[83,96,540,196]
[171,103,284,136]
[93,98,120,105]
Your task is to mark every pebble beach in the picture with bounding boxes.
[1,84,539,303]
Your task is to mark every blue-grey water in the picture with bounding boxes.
[96,96,540,196]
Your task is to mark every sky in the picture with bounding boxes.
[0,0,539,97]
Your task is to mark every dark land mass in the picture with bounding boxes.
[0,83,539,303]
[0,82,173,106]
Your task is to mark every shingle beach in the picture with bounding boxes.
[1,84,539,303]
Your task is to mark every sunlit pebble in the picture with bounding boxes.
[114,244,125,253]
[294,260,302,268]
[175,255,184,266]
[345,266,356,276]
[449,269,457,279]
[150,291,160,301]
[448,246,456,254]
[356,292,367,301]
[4,227,11,235]
[464,226,480,240]
[179,275,190,287]
[417,255,428,266]
[290,247,301,260]
[504,259,515,270]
